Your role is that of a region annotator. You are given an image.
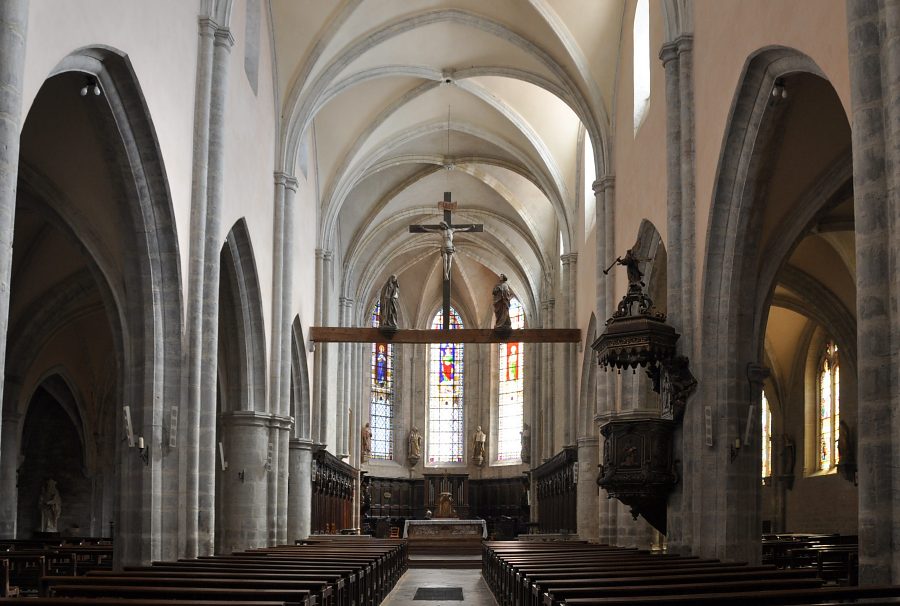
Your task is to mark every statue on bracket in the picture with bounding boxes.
[520,422,531,464]
[360,422,372,464]
[408,426,422,467]
[378,275,400,331]
[492,273,513,330]
[472,426,486,466]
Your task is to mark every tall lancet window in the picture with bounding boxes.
[633,0,650,131]
[498,298,525,462]
[428,307,464,463]
[369,302,394,460]
[761,390,772,481]
[818,340,840,471]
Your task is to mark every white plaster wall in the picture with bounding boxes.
[691,0,851,301]
[219,0,278,388]
[22,0,201,303]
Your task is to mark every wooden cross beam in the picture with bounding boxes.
[309,327,581,344]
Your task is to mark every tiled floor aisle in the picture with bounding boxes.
[381,568,499,605]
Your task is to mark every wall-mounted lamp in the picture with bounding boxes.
[769,78,787,106]
[137,436,149,466]
[729,437,741,463]
[80,77,101,97]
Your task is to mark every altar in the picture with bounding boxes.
[403,519,487,539]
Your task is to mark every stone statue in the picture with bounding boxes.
[415,221,478,280]
[361,422,372,464]
[492,273,513,329]
[40,478,62,533]
[407,426,422,467]
[520,422,531,464]
[378,275,400,329]
[473,426,486,466]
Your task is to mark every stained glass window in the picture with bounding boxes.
[818,340,840,471]
[761,390,772,481]
[370,302,393,460]
[428,307,464,463]
[498,298,525,462]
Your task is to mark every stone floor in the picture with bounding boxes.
[381,568,498,605]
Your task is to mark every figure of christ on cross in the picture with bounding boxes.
[409,192,483,330]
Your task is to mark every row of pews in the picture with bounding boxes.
[483,540,900,605]
[0,536,404,606]
[0,537,113,596]
[763,533,858,585]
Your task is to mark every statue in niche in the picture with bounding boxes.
[520,423,531,464]
[472,426,486,466]
[39,478,62,533]
[360,423,372,464]
[407,426,422,467]
[378,275,400,330]
[492,274,513,330]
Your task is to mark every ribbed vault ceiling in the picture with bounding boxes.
[272,0,624,325]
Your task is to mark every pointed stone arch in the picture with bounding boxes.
[8,46,183,564]
[218,219,268,413]
[691,47,844,562]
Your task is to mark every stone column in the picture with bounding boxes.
[576,436,599,540]
[276,176,297,545]
[659,33,695,556]
[560,253,578,445]
[267,415,291,545]
[218,412,272,552]
[270,174,288,417]
[183,16,217,559]
[313,249,333,447]
[846,0,900,583]
[337,296,354,459]
[197,24,234,557]
[540,298,555,458]
[0,1,27,465]
[288,438,313,541]
[0,409,20,538]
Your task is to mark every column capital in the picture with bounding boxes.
[274,172,299,192]
[560,252,578,266]
[198,17,218,37]
[338,296,354,309]
[592,175,615,195]
[213,27,235,49]
[289,438,315,451]
[660,34,693,64]
[315,248,333,261]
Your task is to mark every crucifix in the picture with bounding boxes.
[408,192,483,330]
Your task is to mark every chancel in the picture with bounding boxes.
[2,1,900,604]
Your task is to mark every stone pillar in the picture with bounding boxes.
[313,249,333,447]
[659,33,695,556]
[560,253,578,446]
[846,0,900,583]
[276,176,297,545]
[576,436,599,540]
[540,297,555,458]
[270,174,288,417]
[267,415,291,545]
[183,16,217,560]
[218,412,272,552]
[337,296,354,459]
[0,409,21,538]
[197,24,234,558]
[288,438,313,541]
[0,1,27,467]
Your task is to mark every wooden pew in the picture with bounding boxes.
[44,575,330,606]
[559,584,900,605]
[0,600,286,606]
[47,583,313,606]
